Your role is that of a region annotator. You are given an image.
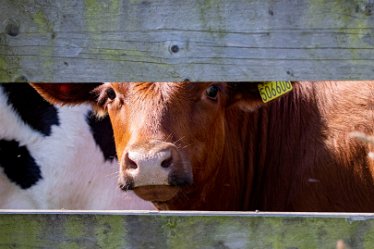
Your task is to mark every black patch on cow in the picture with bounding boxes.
[1,84,59,136]
[86,111,117,162]
[0,139,43,189]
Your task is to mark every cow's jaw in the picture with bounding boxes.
[133,185,180,202]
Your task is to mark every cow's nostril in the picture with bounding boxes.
[125,152,138,169]
[161,156,173,168]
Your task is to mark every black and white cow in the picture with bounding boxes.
[0,84,154,209]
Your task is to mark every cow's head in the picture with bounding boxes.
[32,82,265,205]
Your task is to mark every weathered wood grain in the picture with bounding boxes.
[0,211,373,249]
[0,0,373,82]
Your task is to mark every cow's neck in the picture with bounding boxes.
[247,82,333,211]
[157,82,374,211]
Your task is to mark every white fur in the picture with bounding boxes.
[0,87,154,210]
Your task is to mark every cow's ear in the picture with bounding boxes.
[227,82,265,111]
[30,83,102,105]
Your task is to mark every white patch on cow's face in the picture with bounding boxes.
[126,148,171,187]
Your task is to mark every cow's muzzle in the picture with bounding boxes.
[118,140,193,202]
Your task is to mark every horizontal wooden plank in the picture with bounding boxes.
[0,0,374,82]
[0,211,374,248]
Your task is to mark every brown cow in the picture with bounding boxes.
[32,81,374,211]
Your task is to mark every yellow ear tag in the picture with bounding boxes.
[258,81,293,103]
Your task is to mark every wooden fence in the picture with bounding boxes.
[1,0,374,248]
[1,0,374,82]
[1,211,374,249]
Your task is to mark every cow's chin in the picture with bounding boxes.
[134,185,180,202]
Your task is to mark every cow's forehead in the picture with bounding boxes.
[110,82,212,101]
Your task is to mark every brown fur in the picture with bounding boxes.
[32,81,374,211]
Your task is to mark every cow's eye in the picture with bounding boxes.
[206,85,220,100]
[106,88,116,100]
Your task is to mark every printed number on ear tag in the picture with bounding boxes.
[258,81,293,103]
